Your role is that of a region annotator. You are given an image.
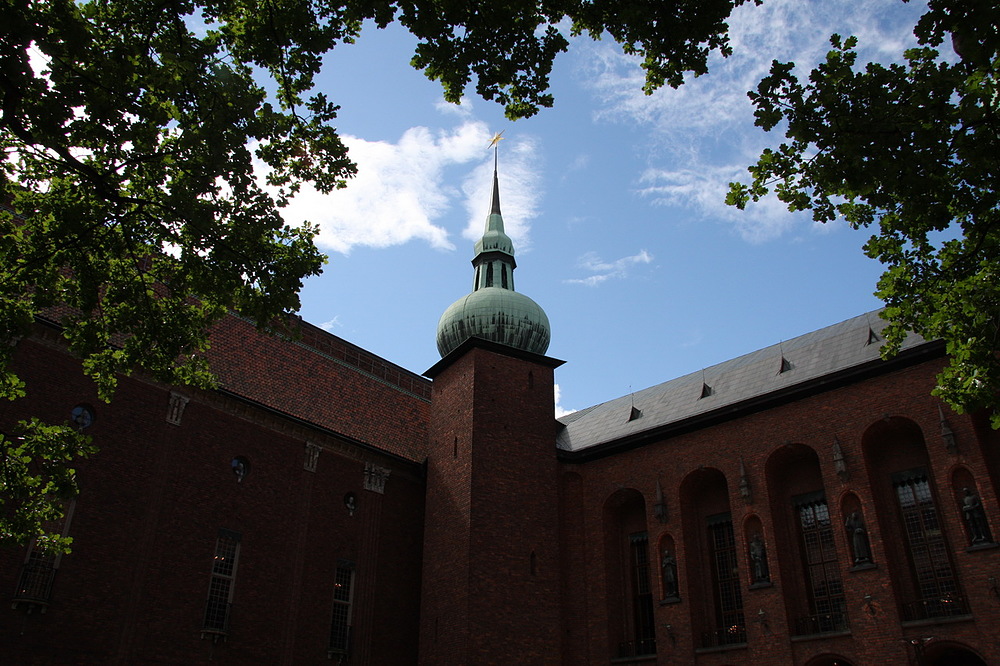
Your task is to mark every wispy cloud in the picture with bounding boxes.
[637,165,800,244]
[565,249,653,286]
[272,115,543,255]
[460,134,543,252]
[573,0,927,242]
[318,316,343,332]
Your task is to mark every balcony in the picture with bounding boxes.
[901,595,969,622]
[11,557,56,612]
[700,625,747,649]
[793,611,850,637]
[202,600,232,641]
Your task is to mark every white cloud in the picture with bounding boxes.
[275,120,492,255]
[435,98,474,117]
[554,383,575,418]
[565,249,653,286]
[271,116,544,256]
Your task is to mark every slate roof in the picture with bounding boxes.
[555,311,935,453]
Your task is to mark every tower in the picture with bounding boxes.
[419,154,563,664]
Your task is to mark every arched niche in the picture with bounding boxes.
[679,467,745,648]
[765,443,847,635]
[602,488,655,659]
[840,492,875,569]
[861,417,965,621]
[950,466,996,548]
[657,533,680,602]
[741,514,771,589]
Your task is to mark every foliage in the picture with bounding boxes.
[727,2,1000,426]
[1,0,750,550]
[0,422,95,553]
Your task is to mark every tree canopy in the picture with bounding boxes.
[1,0,750,550]
[728,1,1000,426]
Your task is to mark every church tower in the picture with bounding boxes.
[419,151,563,664]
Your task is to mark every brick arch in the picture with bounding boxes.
[802,653,857,666]
[678,467,744,649]
[861,416,965,622]
[602,488,654,659]
[765,443,847,638]
[860,415,928,473]
[922,640,990,666]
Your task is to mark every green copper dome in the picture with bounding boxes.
[436,166,551,357]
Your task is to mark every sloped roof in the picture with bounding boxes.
[555,311,935,454]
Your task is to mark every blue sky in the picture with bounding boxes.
[277,0,929,415]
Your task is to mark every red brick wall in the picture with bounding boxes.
[421,345,562,665]
[0,331,424,665]
[559,357,1000,665]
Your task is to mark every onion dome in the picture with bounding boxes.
[436,166,550,357]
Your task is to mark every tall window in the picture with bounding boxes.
[329,561,355,656]
[625,533,656,657]
[793,493,847,635]
[893,469,965,620]
[705,514,745,647]
[203,529,241,637]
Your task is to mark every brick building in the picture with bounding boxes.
[1,169,998,665]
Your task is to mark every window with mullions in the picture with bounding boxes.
[329,562,355,657]
[12,548,57,611]
[893,469,966,620]
[624,533,656,657]
[704,514,745,647]
[203,529,241,638]
[793,493,847,635]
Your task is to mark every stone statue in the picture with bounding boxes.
[845,511,873,565]
[661,550,678,599]
[962,488,992,545]
[749,533,770,583]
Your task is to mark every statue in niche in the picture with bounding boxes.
[661,550,679,599]
[749,533,770,584]
[962,488,993,545]
[845,511,873,565]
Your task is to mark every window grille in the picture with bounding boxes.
[329,562,355,656]
[893,469,964,620]
[793,494,847,635]
[626,533,656,656]
[703,515,745,647]
[12,550,57,611]
[203,530,241,638]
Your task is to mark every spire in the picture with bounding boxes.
[435,131,551,357]
[490,166,502,216]
[473,142,515,287]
